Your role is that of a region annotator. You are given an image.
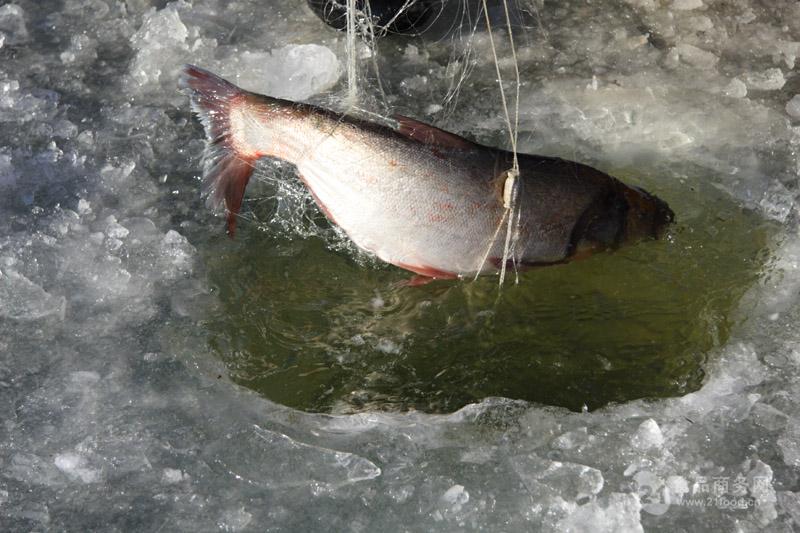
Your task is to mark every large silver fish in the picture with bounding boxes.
[180,65,673,279]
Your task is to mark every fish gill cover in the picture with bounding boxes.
[0,0,799,531]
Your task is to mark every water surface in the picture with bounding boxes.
[200,171,774,413]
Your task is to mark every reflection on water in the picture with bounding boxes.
[200,172,774,413]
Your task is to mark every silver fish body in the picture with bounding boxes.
[181,65,673,279]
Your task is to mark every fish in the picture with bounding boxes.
[179,65,674,280]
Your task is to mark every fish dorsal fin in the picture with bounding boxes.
[393,115,476,150]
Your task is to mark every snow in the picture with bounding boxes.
[0,0,799,531]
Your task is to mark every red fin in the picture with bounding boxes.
[394,261,458,279]
[393,115,475,150]
[180,64,256,237]
[214,155,255,236]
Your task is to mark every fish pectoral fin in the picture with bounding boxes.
[392,115,476,150]
[180,65,257,237]
[393,261,458,280]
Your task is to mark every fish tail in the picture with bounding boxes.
[179,64,256,237]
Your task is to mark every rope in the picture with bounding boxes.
[345,0,359,105]
[476,0,523,286]
[480,0,520,172]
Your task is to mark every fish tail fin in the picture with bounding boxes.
[179,64,256,237]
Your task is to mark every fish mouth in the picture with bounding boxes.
[623,185,675,240]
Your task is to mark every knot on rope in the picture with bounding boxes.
[502,168,519,209]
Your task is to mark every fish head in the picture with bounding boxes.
[620,185,675,241]
[571,183,674,258]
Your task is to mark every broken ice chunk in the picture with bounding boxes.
[204,426,381,489]
[672,0,703,10]
[745,459,778,526]
[750,403,789,431]
[129,4,189,86]
[52,118,78,139]
[223,45,341,101]
[723,78,747,98]
[0,4,28,45]
[53,452,101,484]
[742,68,786,91]
[552,427,593,450]
[441,484,469,513]
[162,468,187,484]
[0,150,18,187]
[556,493,643,533]
[0,269,65,321]
[776,41,800,69]
[512,455,605,501]
[8,453,66,487]
[778,422,800,467]
[59,35,97,65]
[218,507,252,532]
[758,181,794,223]
[158,230,195,279]
[66,371,101,392]
[105,217,130,239]
[786,95,800,119]
[673,43,718,69]
[686,15,713,31]
[632,418,664,450]
[77,198,91,215]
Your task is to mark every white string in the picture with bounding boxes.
[480,0,520,171]
[475,0,523,286]
[473,197,509,281]
[499,168,519,285]
[345,0,360,105]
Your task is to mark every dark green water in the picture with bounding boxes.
[200,172,774,414]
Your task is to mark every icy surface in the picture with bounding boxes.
[0,0,799,531]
